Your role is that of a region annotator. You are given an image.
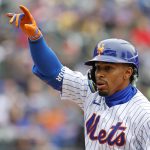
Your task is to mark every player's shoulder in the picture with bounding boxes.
[131,90,150,127]
[64,66,87,79]
[62,66,89,90]
[132,89,150,112]
[134,89,150,102]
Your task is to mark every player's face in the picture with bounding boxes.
[95,62,133,96]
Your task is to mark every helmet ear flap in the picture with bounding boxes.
[87,67,97,93]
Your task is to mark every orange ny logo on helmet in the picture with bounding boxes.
[97,43,104,55]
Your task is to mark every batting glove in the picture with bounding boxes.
[6,5,42,41]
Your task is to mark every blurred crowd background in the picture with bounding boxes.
[0,0,150,149]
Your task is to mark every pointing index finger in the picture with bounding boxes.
[19,5,34,22]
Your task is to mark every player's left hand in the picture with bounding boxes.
[6,5,42,41]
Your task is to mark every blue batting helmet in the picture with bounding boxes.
[85,39,139,69]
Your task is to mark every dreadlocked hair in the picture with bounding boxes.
[129,64,138,87]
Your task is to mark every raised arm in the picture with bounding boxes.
[6,5,64,91]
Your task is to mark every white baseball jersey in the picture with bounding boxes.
[61,67,150,150]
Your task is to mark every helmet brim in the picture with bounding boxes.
[85,55,128,66]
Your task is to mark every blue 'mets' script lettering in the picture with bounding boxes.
[86,113,126,147]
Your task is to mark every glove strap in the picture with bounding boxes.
[29,28,42,41]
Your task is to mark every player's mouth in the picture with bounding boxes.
[96,81,107,91]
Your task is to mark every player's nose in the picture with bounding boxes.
[95,70,105,78]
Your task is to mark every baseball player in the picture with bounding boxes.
[6,5,150,150]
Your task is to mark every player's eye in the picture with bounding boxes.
[104,66,112,72]
[95,66,101,72]
[96,65,113,72]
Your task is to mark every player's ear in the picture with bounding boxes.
[123,66,133,80]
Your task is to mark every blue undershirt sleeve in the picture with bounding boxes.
[28,37,64,91]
